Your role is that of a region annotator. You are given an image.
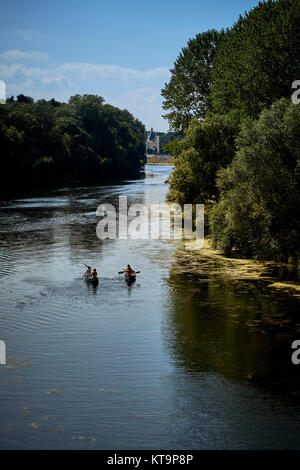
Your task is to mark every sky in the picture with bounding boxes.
[0,0,261,131]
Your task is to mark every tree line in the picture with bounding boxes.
[0,94,146,194]
[162,0,300,262]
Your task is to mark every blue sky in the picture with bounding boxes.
[0,0,261,131]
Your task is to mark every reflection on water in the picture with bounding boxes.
[1,165,300,449]
[166,249,300,392]
[263,264,300,282]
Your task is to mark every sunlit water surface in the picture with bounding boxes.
[1,165,300,449]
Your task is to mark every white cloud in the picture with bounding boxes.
[126,87,161,103]
[61,62,170,81]
[0,63,74,86]
[0,60,170,85]
[0,64,24,79]
[0,59,170,130]
[16,28,40,40]
[0,49,49,61]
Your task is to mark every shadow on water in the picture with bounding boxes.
[164,248,300,399]
[262,263,300,282]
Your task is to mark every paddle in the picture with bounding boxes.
[118,271,140,274]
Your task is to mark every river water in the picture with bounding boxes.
[1,164,300,449]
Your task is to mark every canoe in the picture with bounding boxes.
[83,275,98,285]
[125,273,136,283]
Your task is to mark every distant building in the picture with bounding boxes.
[146,128,160,154]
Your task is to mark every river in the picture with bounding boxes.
[1,164,300,449]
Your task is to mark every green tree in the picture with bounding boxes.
[0,94,146,194]
[161,29,224,132]
[210,99,300,261]
[167,112,238,205]
[157,131,180,155]
[210,0,300,118]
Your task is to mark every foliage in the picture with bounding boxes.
[210,0,300,117]
[0,94,146,193]
[210,99,300,261]
[163,0,300,262]
[167,112,239,205]
[161,29,224,132]
[157,131,180,155]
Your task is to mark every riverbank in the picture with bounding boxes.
[183,238,300,297]
[146,154,174,165]
[0,170,147,201]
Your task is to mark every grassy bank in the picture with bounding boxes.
[180,238,300,297]
[147,155,174,165]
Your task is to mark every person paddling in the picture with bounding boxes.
[122,264,135,276]
[84,266,92,278]
[91,268,98,279]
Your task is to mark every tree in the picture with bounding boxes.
[0,94,146,194]
[167,112,238,205]
[157,131,179,155]
[161,29,224,132]
[210,99,300,262]
[210,0,300,118]
[17,94,34,104]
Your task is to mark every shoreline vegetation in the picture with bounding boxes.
[162,0,300,264]
[183,239,300,297]
[146,154,174,165]
[0,94,146,195]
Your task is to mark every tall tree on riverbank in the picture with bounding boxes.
[210,0,300,117]
[161,29,224,133]
[167,112,238,204]
[210,99,300,261]
[162,0,300,262]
